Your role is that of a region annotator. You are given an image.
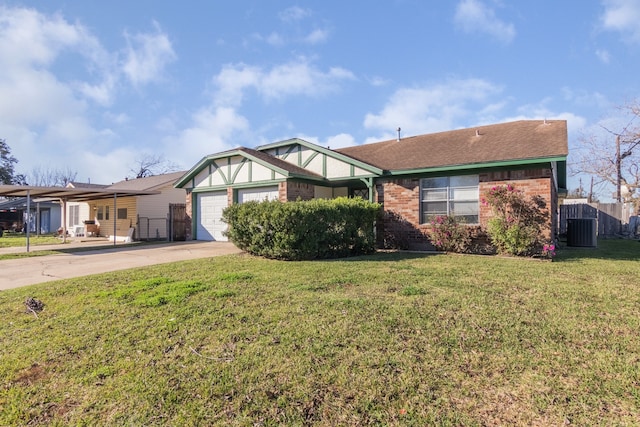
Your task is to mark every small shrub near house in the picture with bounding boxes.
[483,184,549,256]
[427,215,491,254]
[222,197,380,260]
[427,215,473,253]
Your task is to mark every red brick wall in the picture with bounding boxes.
[283,181,315,201]
[376,178,432,249]
[379,168,556,249]
[479,169,554,239]
[185,190,192,240]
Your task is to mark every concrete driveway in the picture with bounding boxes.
[0,241,243,290]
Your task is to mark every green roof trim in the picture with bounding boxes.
[258,138,384,175]
[175,148,321,188]
[189,179,287,194]
[384,156,567,176]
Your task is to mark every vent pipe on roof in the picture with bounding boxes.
[475,129,480,137]
[397,127,401,141]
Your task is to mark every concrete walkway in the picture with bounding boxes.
[0,240,243,290]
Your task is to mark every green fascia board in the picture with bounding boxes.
[556,160,567,190]
[189,179,287,194]
[238,150,321,180]
[257,138,384,175]
[174,154,223,188]
[384,156,568,177]
[174,148,315,188]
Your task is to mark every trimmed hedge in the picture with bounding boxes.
[221,197,381,260]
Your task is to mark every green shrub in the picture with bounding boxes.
[483,184,548,256]
[222,197,380,260]
[427,215,473,253]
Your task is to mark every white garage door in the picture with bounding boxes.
[197,191,228,241]
[238,186,279,203]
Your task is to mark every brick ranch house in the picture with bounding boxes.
[175,120,568,249]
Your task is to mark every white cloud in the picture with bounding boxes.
[595,48,611,63]
[0,6,85,68]
[367,76,390,87]
[561,87,610,109]
[295,132,357,149]
[80,147,136,183]
[454,0,516,44]
[214,63,262,107]
[213,60,355,105]
[279,6,312,23]
[168,107,251,168]
[260,62,355,100]
[122,21,176,86]
[324,133,357,149]
[251,27,329,47]
[304,28,329,44]
[364,78,503,135]
[265,32,285,46]
[601,0,640,43]
[0,6,175,184]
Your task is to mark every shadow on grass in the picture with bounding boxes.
[319,250,444,263]
[321,238,638,264]
[0,241,179,260]
[555,238,639,262]
[51,240,189,256]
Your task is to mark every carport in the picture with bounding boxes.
[0,185,158,252]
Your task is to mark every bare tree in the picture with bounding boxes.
[26,166,78,187]
[572,101,640,206]
[129,154,179,179]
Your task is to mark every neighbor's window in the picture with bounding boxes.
[421,175,479,224]
[97,206,110,221]
[117,208,127,220]
[68,205,79,227]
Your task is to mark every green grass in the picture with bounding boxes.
[1,240,639,426]
[0,233,62,248]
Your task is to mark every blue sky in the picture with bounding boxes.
[1,1,638,196]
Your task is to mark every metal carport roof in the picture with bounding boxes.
[0,185,159,251]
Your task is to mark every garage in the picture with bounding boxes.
[196,191,228,241]
[195,187,278,241]
[237,186,279,203]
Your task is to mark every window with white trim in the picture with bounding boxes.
[68,205,79,227]
[420,175,479,224]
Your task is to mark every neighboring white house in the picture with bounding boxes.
[65,182,108,237]
[65,171,187,240]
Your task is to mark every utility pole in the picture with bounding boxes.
[616,134,622,202]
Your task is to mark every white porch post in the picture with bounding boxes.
[26,190,31,252]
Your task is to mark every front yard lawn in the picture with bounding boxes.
[0,233,62,248]
[1,240,638,426]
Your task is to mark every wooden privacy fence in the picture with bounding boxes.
[168,203,187,241]
[559,202,633,236]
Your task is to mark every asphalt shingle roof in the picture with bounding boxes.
[336,120,568,171]
[107,171,187,191]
